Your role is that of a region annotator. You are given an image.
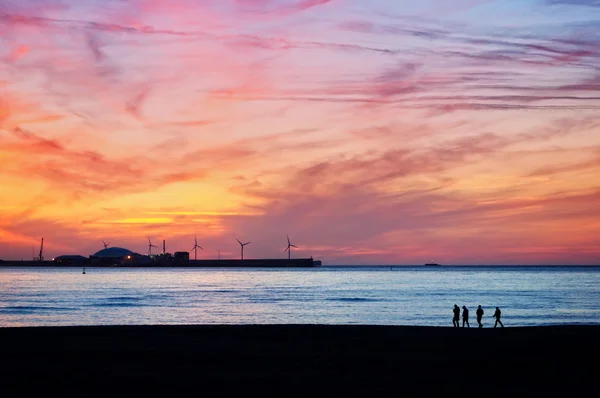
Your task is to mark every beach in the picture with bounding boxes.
[0,325,597,397]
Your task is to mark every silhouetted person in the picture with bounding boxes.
[453,304,460,327]
[493,307,504,328]
[476,305,484,328]
[462,306,470,328]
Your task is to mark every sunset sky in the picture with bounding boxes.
[1,0,599,264]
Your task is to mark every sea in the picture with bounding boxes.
[0,266,599,327]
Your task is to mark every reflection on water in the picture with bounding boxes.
[0,267,599,327]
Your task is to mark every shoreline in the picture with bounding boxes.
[1,323,598,329]
[0,258,322,268]
[1,324,597,396]
[1,263,600,268]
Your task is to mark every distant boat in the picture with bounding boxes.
[424,263,441,267]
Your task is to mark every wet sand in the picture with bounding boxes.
[0,325,597,397]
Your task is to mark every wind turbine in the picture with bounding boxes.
[190,235,203,261]
[236,238,251,260]
[102,240,110,250]
[284,235,298,260]
[147,237,158,256]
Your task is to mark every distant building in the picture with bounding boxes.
[174,251,190,265]
[89,247,150,266]
[54,255,88,265]
[153,252,174,266]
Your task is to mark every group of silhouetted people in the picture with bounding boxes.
[453,304,503,328]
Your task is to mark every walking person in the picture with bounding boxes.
[462,306,470,328]
[453,304,460,327]
[476,305,484,328]
[493,307,504,328]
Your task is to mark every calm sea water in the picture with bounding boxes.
[0,266,599,327]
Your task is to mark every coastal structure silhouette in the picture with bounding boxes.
[38,238,44,262]
[1,235,322,268]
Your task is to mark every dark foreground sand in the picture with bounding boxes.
[1,325,598,397]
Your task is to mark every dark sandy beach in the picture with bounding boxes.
[1,325,598,397]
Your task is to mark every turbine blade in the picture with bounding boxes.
[291,245,298,248]
[236,238,242,245]
[191,247,195,252]
[284,247,289,252]
[287,235,290,245]
[244,241,251,245]
[199,246,204,250]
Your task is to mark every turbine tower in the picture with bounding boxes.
[191,235,203,261]
[284,235,298,260]
[236,238,251,260]
[102,240,110,250]
[147,237,158,256]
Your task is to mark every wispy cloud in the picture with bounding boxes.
[546,0,600,7]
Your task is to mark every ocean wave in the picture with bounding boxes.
[0,306,75,313]
[92,302,146,307]
[105,296,143,301]
[327,298,379,302]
